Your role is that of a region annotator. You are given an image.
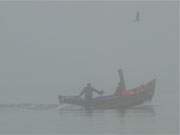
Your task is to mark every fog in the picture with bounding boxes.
[0,1,179,134]
[0,1,178,105]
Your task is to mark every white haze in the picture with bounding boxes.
[0,2,178,105]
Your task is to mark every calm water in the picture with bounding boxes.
[0,78,178,134]
[0,100,178,135]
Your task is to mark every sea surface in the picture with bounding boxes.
[0,80,178,134]
[0,97,178,135]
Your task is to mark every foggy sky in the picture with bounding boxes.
[0,1,178,103]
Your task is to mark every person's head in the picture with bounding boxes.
[87,83,91,87]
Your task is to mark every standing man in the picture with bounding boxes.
[114,69,126,96]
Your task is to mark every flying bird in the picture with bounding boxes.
[133,11,140,22]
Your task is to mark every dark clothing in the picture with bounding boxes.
[115,69,126,95]
[80,86,102,101]
[79,85,103,110]
[115,85,125,95]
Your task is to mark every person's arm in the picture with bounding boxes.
[92,88,104,95]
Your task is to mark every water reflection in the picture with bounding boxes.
[0,104,160,134]
[116,105,156,117]
[58,105,156,117]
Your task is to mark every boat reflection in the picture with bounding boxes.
[58,105,156,117]
[115,105,156,117]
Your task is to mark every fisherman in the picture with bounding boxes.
[114,69,126,96]
[114,82,125,96]
[79,83,104,101]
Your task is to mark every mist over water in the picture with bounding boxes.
[0,1,178,134]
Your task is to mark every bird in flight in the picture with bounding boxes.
[133,11,140,22]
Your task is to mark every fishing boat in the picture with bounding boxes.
[58,69,156,110]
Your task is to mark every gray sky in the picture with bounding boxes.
[0,1,178,103]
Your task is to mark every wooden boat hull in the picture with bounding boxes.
[58,79,156,109]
